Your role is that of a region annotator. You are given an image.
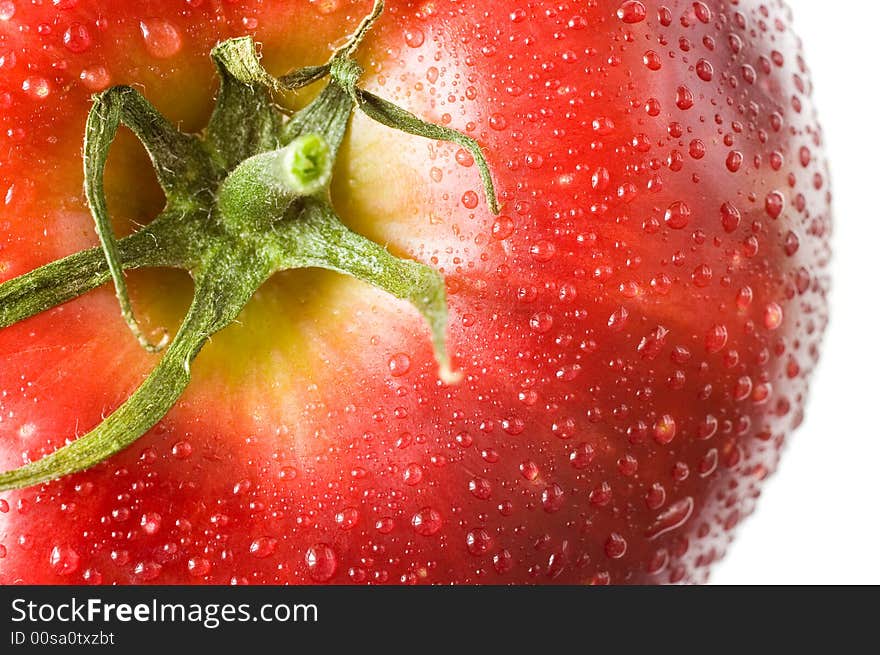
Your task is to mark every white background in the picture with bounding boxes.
[712,1,880,584]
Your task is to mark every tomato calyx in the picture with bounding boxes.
[0,0,498,492]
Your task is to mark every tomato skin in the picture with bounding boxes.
[0,0,830,584]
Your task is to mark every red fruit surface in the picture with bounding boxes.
[0,0,830,584]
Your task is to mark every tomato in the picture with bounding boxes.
[0,0,830,584]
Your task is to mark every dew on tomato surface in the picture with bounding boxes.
[466,529,493,556]
[411,507,442,536]
[645,497,695,540]
[62,22,91,53]
[139,19,182,59]
[305,543,338,582]
[49,545,80,576]
[249,537,277,559]
[617,1,646,24]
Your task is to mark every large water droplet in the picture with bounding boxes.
[305,543,338,582]
[140,20,183,59]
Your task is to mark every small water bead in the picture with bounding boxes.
[376,517,395,534]
[404,27,424,48]
[412,507,443,536]
[466,529,493,556]
[335,507,359,530]
[643,50,662,70]
[645,497,695,539]
[171,440,192,459]
[695,58,714,81]
[653,415,677,444]
[313,0,340,14]
[49,545,80,576]
[277,465,298,481]
[726,151,743,172]
[140,512,162,535]
[492,215,515,240]
[519,460,540,481]
[0,1,14,21]
[784,231,800,256]
[541,483,565,513]
[702,322,728,353]
[764,303,784,330]
[461,190,479,209]
[22,77,51,100]
[765,191,785,219]
[721,202,741,232]
[249,537,277,558]
[468,476,493,499]
[529,312,553,334]
[489,113,507,130]
[134,561,162,581]
[387,352,411,377]
[305,543,338,582]
[493,549,513,574]
[63,22,92,53]
[187,557,212,577]
[664,201,690,229]
[675,86,694,110]
[617,1,647,24]
[139,20,182,59]
[604,533,627,559]
[403,463,424,486]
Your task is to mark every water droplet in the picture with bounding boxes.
[403,463,424,486]
[604,533,628,559]
[468,476,492,499]
[489,113,507,130]
[645,497,695,539]
[529,311,553,334]
[493,549,513,573]
[63,22,92,53]
[278,465,298,481]
[376,517,395,534]
[388,352,411,376]
[461,190,479,209]
[49,545,80,575]
[765,191,785,219]
[171,440,192,459]
[134,561,162,581]
[726,150,743,172]
[411,507,442,536]
[617,1,647,24]
[695,58,714,81]
[675,86,694,110]
[492,215,515,240]
[705,324,728,353]
[466,529,493,556]
[0,1,15,21]
[334,507,359,530]
[305,543,338,582]
[22,76,51,101]
[140,512,162,535]
[404,27,424,48]
[313,0,340,14]
[664,201,690,229]
[249,536,277,558]
[139,20,182,59]
[187,557,212,577]
[541,483,565,512]
[519,460,540,481]
[764,303,783,330]
[569,443,595,469]
[653,415,677,444]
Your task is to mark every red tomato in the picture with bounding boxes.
[0,0,830,584]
